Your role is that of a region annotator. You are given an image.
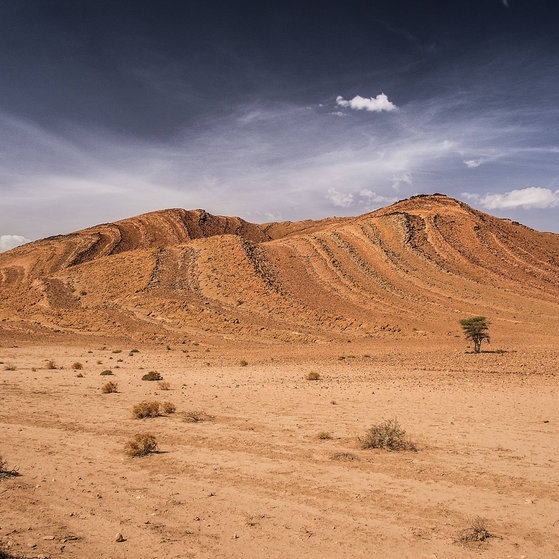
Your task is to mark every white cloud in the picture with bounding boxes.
[464,159,482,168]
[336,93,398,113]
[0,234,32,253]
[326,188,354,208]
[465,187,559,210]
[391,171,413,190]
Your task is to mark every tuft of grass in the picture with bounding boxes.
[3,362,16,371]
[100,369,113,376]
[101,381,118,394]
[182,410,213,423]
[142,371,162,381]
[160,401,176,414]
[0,454,19,478]
[158,381,171,390]
[331,452,358,461]
[317,431,333,440]
[45,359,57,370]
[125,433,158,457]
[132,401,162,419]
[459,516,493,543]
[359,418,417,451]
[72,362,83,370]
[132,401,176,418]
[306,371,321,381]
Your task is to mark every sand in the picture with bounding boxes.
[1,340,557,558]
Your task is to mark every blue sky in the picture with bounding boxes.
[1,0,559,251]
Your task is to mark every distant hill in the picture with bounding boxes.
[1,194,558,345]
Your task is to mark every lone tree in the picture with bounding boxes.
[459,316,490,353]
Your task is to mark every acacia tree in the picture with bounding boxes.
[459,316,490,353]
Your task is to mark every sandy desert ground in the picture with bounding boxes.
[1,338,558,559]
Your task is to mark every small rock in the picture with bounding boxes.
[115,533,126,543]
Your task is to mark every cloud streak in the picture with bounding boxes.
[464,187,559,210]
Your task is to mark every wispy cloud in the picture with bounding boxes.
[0,235,31,253]
[1,86,559,239]
[336,93,398,113]
[463,187,559,209]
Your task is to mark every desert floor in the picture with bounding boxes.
[1,339,558,559]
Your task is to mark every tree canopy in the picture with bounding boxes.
[459,316,490,353]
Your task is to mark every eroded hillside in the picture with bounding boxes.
[1,194,558,345]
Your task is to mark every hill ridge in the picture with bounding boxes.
[1,194,558,345]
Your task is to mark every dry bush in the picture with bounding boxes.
[158,381,171,390]
[130,348,140,353]
[72,362,83,370]
[125,433,158,457]
[182,410,213,423]
[102,381,118,394]
[458,517,493,543]
[45,359,57,370]
[317,431,332,440]
[331,452,358,461]
[142,371,162,381]
[359,418,417,451]
[132,401,176,418]
[240,359,248,367]
[112,349,122,354]
[0,545,24,559]
[306,371,321,381]
[132,401,161,419]
[76,372,84,378]
[100,369,113,376]
[0,454,19,478]
[161,401,176,414]
[3,363,16,371]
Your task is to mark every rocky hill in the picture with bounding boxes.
[1,194,558,345]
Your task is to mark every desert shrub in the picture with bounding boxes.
[0,454,19,478]
[359,418,416,451]
[132,401,161,419]
[76,372,84,378]
[142,371,162,381]
[331,452,358,461]
[161,401,176,414]
[125,433,158,457]
[112,349,122,354]
[102,381,118,394]
[132,401,175,418]
[130,348,139,353]
[317,431,332,440]
[72,362,83,370]
[0,544,24,559]
[182,410,213,423]
[3,363,16,371]
[158,381,170,390]
[45,359,57,370]
[306,371,320,381]
[240,359,248,367]
[459,517,492,543]
[100,369,113,376]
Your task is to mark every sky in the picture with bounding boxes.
[1,0,559,251]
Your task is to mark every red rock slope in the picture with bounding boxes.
[1,194,558,344]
